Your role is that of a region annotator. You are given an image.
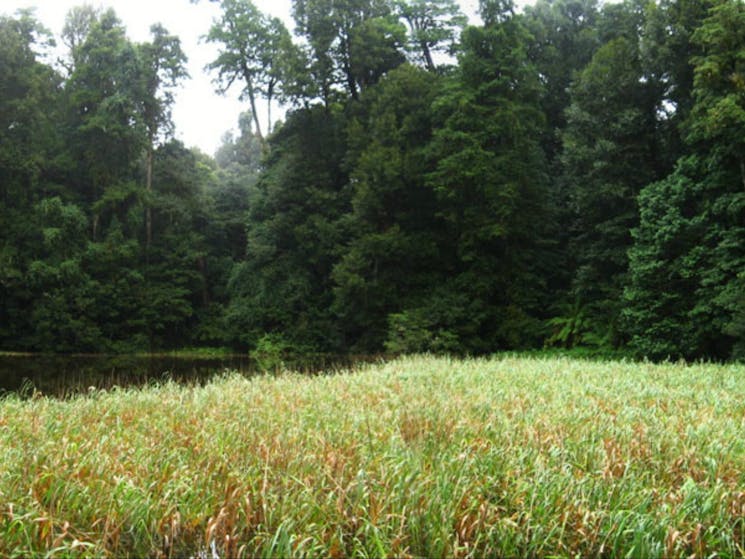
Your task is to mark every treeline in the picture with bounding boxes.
[1,0,743,360]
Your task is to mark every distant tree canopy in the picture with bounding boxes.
[0,0,743,361]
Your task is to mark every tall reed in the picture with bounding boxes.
[1,355,743,557]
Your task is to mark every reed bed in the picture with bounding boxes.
[0,355,744,558]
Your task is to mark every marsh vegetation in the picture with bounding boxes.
[1,355,743,558]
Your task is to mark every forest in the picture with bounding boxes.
[0,0,743,361]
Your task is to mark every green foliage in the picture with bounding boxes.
[687,0,745,156]
[207,0,293,139]
[395,0,467,71]
[224,105,349,351]
[333,64,444,350]
[624,159,706,360]
[625,0,745,361]
[424,9,555,351]
[251,333,291,371]
[64,9,146,201]
[385,309,460,354]
[138,23,188,144]
[524,0,600,159]
[721,272,745,360]
[545,299,598,349]
[292,0,404,101]
[2,0,745,361]
[560,27,664,347]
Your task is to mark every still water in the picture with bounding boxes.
[0,354,253,397]
[0,353,362,398]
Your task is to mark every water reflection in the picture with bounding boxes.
[0,354,257,397]
[0,353,370,398]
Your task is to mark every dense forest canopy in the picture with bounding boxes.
[0,0,743,360]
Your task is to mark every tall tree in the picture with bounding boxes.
[394,0,466,72]
[425,0,554,350]
[138,23,188,249]
[560,24,662,346]
[332,64,445,350]
[640,0,714,168]
[206,0,292,141]
[0,10,62,348]
[60,4,99,75]
[225,106,350,350]
[523,0,600,160]
[63,8,146,238]
[292,0,405,102]
[625,0,745,360]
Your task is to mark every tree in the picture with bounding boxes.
[394,0,466,72]
[687,0,745,189]
[523,0,600,160]
[141,141,214,349]
[640,0,714,168]
[332,64,446,350]
[293,0,405,102]
[560,30,662,346]
[63,8,146,238]
[225,106,350,350]
[206,0,293,141]
[138,23,188,250]
[213,111,262,261]
[25,197,103,352]
[623,158,707,359]
[625,0,745,360]
[0,11,62,348]
[425,3,554,350]
[60,4,99,75]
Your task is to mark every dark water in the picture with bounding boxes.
[0,353,369,398]
[0,354,253,397]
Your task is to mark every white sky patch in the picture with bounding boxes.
[2,0,488,156]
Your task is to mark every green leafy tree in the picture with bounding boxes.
[332,64,445,350]
[687,0,745,188]
[523,0,600,160]
[213,111,263,263]
[206,0,293,141]
[0,11,63,348]
[60,4,99,74]
[225,106,350,350]
[625,0,745,360]
[425,1,554,350]
[138,23,188,249]
[142,141,213,348]
[25,197,103,352]
[63,8,146,238]
[641,0,714,167]
[560,30,662,346]
[293,0,405,102]
[394,0,467,72]
[624,158,706,359]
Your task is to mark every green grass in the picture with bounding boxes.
[1,355,744,558]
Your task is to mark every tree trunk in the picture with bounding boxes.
[146,144,153,252]
[248,87,264,141]
[267,83,273,136]
[341,33,359,100]
[421,40,435,72]
[740,158,745,191]
[199,256,209,306]
[242,63,264,142]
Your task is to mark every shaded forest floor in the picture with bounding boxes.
[1,355,744,558]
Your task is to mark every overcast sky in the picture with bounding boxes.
[2,0,483,156]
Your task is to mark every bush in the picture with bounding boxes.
[251,333,290,372]
[385,310,460,354]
